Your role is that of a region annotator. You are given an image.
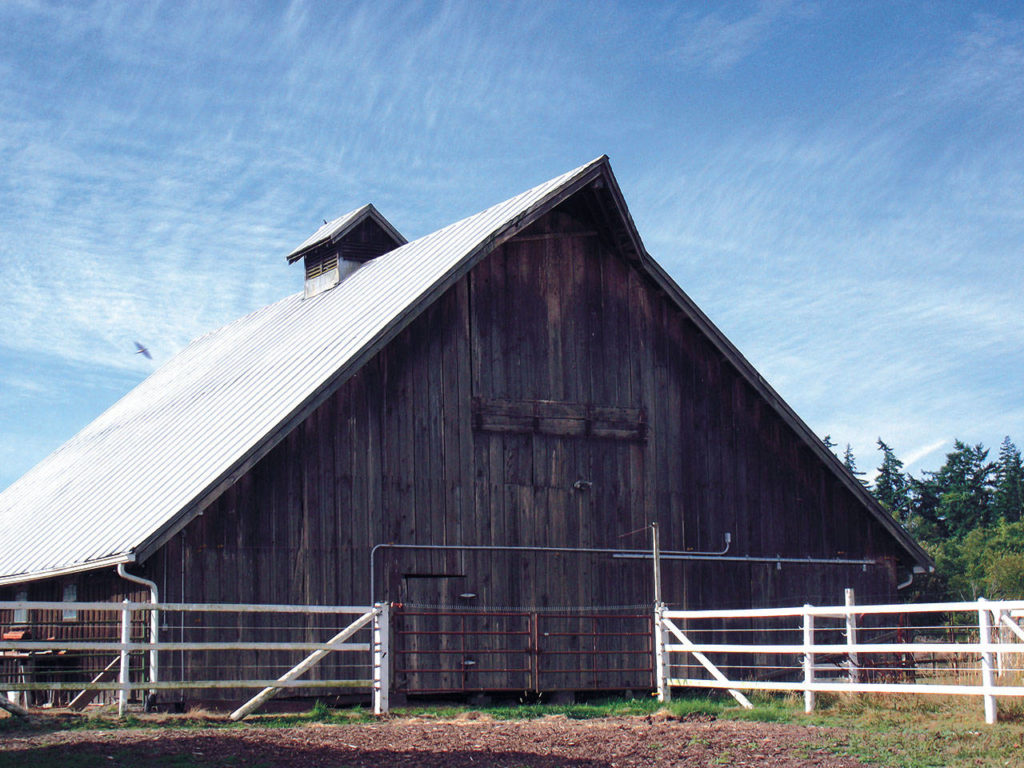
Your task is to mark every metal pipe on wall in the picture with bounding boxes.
[613,553,875,566]
[368,537,882,605]
[369,534,733,605]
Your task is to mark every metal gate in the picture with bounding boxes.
[392,607,653,694]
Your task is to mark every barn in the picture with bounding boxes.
[0,156,930,704]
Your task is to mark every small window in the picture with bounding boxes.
[62,583,77,621]
[13,589,28,624]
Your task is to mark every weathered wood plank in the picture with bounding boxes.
[47,200,907,700]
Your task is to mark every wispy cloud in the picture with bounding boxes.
[634,9,1024,477]
[671,0,818,73]
[935,13,1024,111]
[904,440,948,469]
[0,1,1021,492]
[0,0,590,376]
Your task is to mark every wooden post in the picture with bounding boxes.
[0,694,30,719]
[373,603,390,715]
[68,657,120,711]
[845,588,860,684]
[998,611,1024,642]
[11,660,27,709]
[149,604,159,695]
[118,599,131,717]
[654,603,669,702]
[651,523,662,607]
[802,605,815,714]
[995,609,1004,677]
[978,599,997,724]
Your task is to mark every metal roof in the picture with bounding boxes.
[0,158,604,584]
[0,155,930,584]
[285,204,407,264]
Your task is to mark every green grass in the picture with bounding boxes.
[459,691,1024,767]
[798,694,1024,768]
[486,696,664,720]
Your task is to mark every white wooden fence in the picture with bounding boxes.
[655,595,1024,724]
[1,601,390,718]
[7,596,1024,724]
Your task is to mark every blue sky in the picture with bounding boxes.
[1,0,1022,491]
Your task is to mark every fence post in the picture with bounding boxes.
[149,603,159,698]
[373,602,390,715]
[118,599,131,717]
[995,609,1006,678]
[845,588,860,684]
[654,603,670,702]
[978,598,997,724]
[802,605,815,714]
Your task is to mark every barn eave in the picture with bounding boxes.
[0,553,136,587]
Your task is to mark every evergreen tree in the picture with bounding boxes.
[916,440,995,540]
[994,436,1023,523]
[823,434,837,454]
[842,443,867,487]
[906,473,947,543]
[906,440,1024,602]
[873,438,909,523]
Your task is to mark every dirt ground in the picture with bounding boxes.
[0,713,868,767]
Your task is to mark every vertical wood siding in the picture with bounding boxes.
[4,201,909,696]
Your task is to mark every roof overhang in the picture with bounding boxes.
[0,553,135,587]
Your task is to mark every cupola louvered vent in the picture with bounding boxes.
[305,255,339,281]
[287,204,406,299]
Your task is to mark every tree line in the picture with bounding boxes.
[827,435,1024,602]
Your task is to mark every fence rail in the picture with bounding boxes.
[7,595,1024,724]
[655,595,1024,724]
[1,600,389,718]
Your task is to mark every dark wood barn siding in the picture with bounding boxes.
[143,202,903,692]
[5,200,911,698]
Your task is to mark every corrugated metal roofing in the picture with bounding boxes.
[0,158,603,583]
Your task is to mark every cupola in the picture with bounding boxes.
[287,204,406,298]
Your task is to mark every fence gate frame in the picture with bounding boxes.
[1,600,389,719]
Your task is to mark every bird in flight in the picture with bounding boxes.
[133,341,152,360]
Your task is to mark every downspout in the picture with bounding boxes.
[898,565,930,591]
[117,564,158,702]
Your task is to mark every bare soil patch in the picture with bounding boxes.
[0,713,866,767]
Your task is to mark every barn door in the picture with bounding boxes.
[392,576,465,693]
